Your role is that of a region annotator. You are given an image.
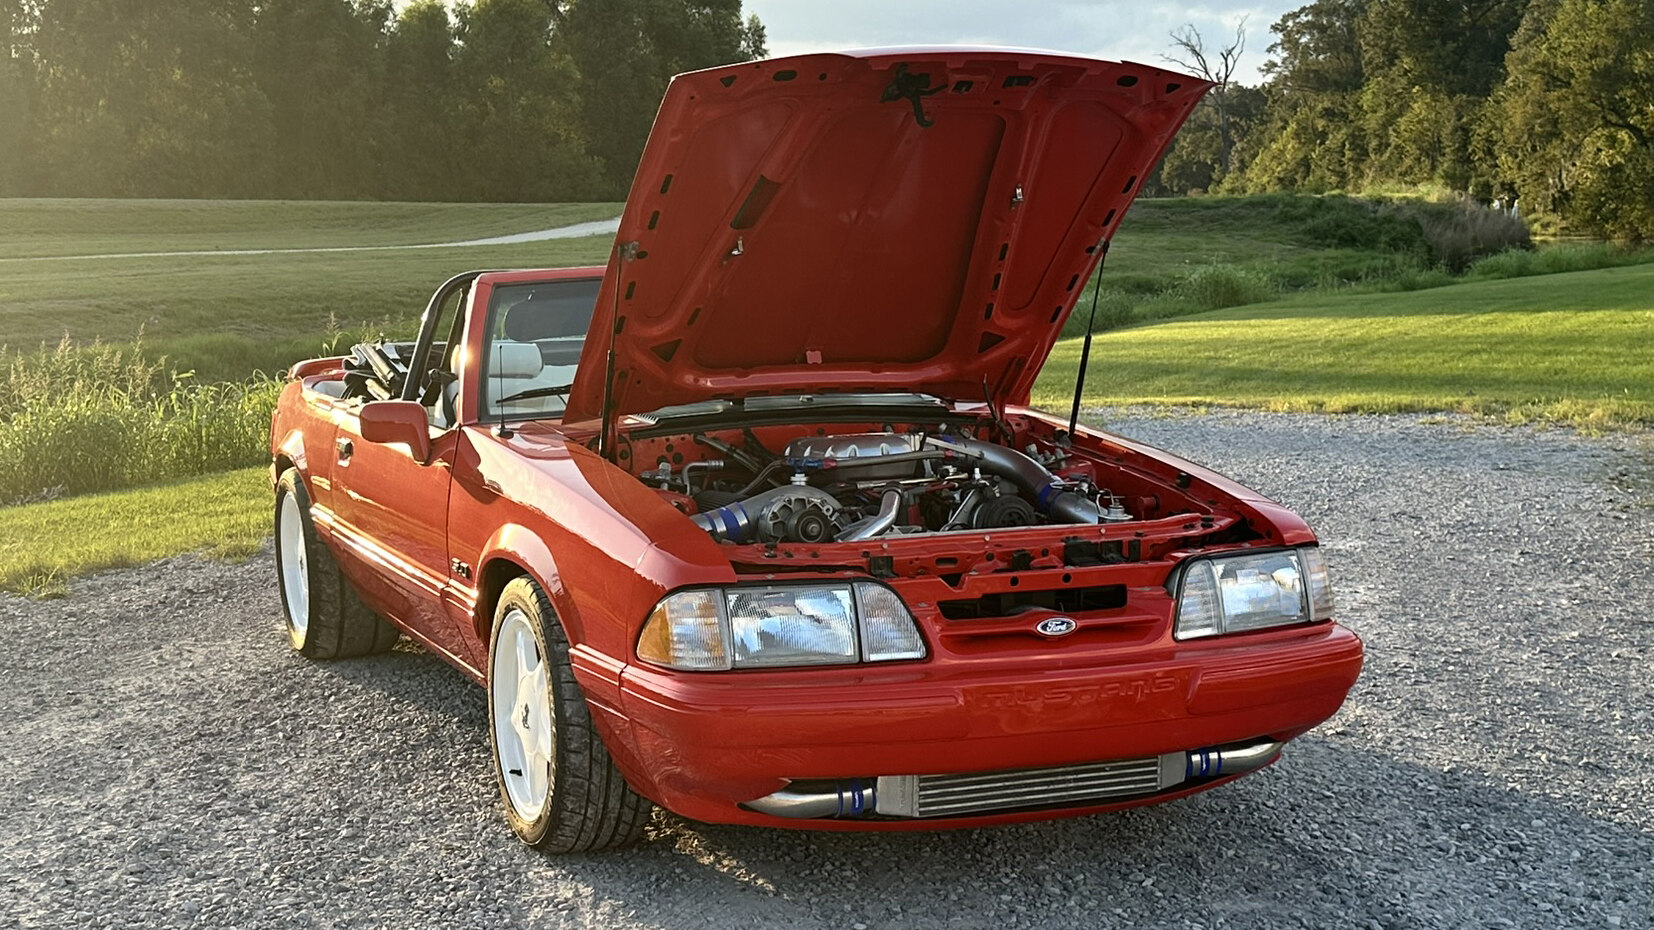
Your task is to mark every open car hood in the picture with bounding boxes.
[563,48,1209,422]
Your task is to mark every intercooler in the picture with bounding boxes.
[876,756,1169,818]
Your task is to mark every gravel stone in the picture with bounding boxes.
[2,410,1651,928]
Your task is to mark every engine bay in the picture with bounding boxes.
[621,416,1192,547]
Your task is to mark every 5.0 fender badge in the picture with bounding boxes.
[1036,616,1077,637]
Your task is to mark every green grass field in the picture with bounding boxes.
[2,196,1650,595]
[0,200,621,382]
[1106,195,1364,273]
[0,241,620,382]
[0,195,1455,383]
[0,467,268,596]
[1032,262,1654,429]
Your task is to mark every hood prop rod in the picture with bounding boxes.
[598,240,639,462]
[1066,240,1109,441]
[981,376,1011,444]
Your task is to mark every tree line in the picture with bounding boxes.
[2,0,1647,240]
[1154,0,1653,240]
[0,0,765,201]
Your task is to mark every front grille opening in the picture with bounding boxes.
[938,584,1126,620]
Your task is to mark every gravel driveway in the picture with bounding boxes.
[3,411,1650,929]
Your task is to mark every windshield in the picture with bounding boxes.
[478,278,601,421]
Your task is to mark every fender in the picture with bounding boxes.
[270,375,358,501]
[274,427,309,481]
[271,422,347,548]
[474,522,570,641]
[474,523,636,711]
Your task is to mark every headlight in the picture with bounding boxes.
[728,586,856,668]
[1173,547,1334,640]
[637,582,927,671]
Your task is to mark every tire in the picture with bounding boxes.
[487,575,652,851]
[273,467,400,659]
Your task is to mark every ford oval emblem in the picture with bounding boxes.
[1036,616,1077,637]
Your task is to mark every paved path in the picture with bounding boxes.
[0,217,620,264]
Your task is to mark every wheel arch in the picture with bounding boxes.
[274,427,308,476]
[271,447,318,514]
[272,452,297,487]
[271,426,314,501]
[473,524,579,647]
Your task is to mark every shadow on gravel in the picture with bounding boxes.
[626,736,1651,929]
[305,649,1650,930]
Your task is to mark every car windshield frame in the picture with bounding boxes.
[476,278,602,423]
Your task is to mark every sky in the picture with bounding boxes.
[741,1,1300,86]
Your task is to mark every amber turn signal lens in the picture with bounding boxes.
[636,590,730,670]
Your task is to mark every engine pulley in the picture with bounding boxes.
[972,495,1038,529]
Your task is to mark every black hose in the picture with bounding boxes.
[734,459,787,497]
[693,489,746,511]
[694,433,767,475]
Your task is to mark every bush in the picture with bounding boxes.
[1467,248,1541,279]
[1263,193,1529,271]
[1269,194,1432,255]
[1266,250,1431,290]
[1094,272,1168,297]
[1467,242,1654,280]
[1170,265,1274,312]
[1404,200,1532,272]
[1060,287,1141,337]
[1062,265,1278,336]
[1374,267,1457,292]
[0,338,279,505]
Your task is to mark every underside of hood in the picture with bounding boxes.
[563,48,1209,422]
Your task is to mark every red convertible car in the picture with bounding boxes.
[269,49,1362,852]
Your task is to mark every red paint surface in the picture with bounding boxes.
[267,49,1361,831]
[562,49,1212,421]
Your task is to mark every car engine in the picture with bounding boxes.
[641,432,1134,545]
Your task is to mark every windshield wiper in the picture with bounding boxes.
[494,383,575,405]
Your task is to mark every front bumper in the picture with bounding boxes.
[604,622,1363,828]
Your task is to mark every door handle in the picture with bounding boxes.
[336,437,354,461]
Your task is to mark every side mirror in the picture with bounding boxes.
[360,400,431,463]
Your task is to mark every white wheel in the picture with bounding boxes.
[272,468,399,659]
[491,607,554,821]
[484,576,651,850]
[277,490,310,645]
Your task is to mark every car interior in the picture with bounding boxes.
[315,277,602,430]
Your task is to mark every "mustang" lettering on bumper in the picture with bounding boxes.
[970,673,1182,715]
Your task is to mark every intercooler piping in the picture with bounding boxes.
[923,435,1101,524]
[836,488,904,542]
[741,780,878,819]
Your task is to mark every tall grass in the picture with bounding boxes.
[1059,196,1640,339]
[1405,200,1532,272]
[1466,241,1651,279]
[1272,194,1433,255]
[0,338,280,505]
